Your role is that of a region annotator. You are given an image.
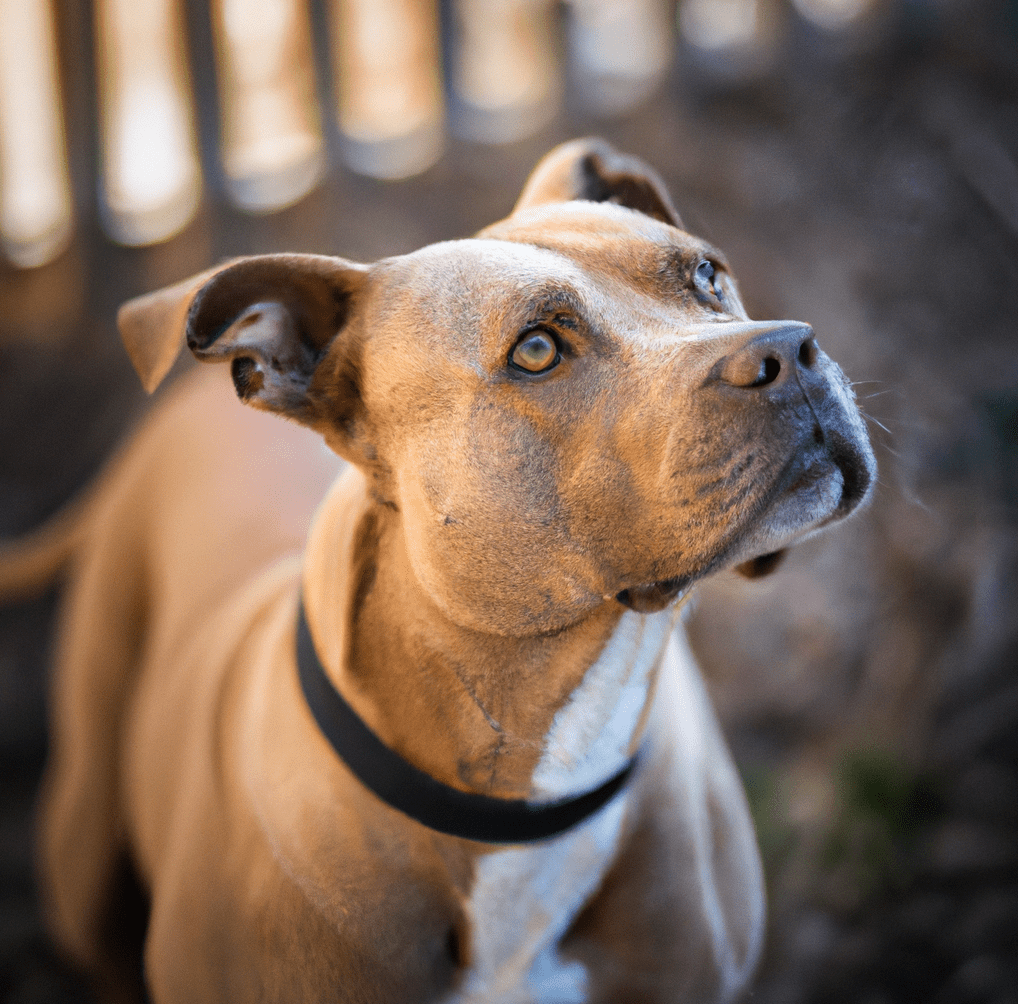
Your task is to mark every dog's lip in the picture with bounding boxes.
[615,576,693,613]
[827,432,874,517]
[613,431,874,611]
[611,457,836,613]
[735,549,787,579]
[785,461,829,494]
[783,437,873,534]
[767,427,873,524]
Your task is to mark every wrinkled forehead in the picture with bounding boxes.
[479,199,705,258]
[481,200,723,284]
[363,241,584,364]
[366,202,720,348]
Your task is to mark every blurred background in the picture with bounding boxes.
[1,0,1017,1000]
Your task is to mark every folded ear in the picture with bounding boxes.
[118,263,233,394]
[118,254,370,431]
[511,137,682,228]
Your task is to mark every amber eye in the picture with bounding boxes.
[510,330,559,373]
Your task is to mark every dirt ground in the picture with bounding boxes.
[2,1,1017,1001]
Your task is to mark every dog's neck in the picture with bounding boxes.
[302,468,678,803]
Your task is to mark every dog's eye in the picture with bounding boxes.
[694,259,721,299]
[696,256,728,303]
[510,330,560,373]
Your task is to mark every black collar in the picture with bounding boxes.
[296,600,639,844]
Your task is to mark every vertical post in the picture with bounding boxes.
[94,0,202,245]
[679,0,774,60]
[330,0,444,179]
[567,0,672,115]
[790,0,874,31]
[451,0,560,144]
[210,0,325,212]
[0,0,73,266]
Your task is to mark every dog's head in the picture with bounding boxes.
[119,139,874,634]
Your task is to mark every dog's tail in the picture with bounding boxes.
[0,489,94,601]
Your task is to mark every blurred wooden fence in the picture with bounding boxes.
[0,0,880,269]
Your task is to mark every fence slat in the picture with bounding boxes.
[568,0,672,115]
[331,0,444,180]
[0,0,73,266]
[95,0,201,245]
[452,0,560,145]
[211,0,325,211]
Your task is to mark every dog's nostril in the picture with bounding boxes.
[749,356,781,388]
[719,326,813,388]
[798,337,818,368]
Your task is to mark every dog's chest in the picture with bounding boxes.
[450,610,675,1004]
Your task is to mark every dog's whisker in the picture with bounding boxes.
[868,470,934,515]
[861,411,893,435]
[896,485,934,514]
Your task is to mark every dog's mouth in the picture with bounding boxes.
[615,576,693,613]
[735,549,788,579]
[614,547,787,611]
[615,433,873,612]
[826,431,873,518]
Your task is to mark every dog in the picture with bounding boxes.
[0,139,874,1003]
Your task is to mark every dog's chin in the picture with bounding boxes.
[613,470,837,612]
[614,549,786,611]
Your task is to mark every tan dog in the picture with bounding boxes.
[1,140,874,1003]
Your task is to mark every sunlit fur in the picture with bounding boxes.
[13,139,874,1003]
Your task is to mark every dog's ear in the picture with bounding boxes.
[118,263,233,395]
[512,138,682,228]
[118,254,369,424]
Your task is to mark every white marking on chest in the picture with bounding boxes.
[452,609,677,1004]
[651,624,766,1001]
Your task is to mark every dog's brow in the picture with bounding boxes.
[519,288,585,325]
[662,243,728,274]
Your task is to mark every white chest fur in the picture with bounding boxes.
[450,609,678,1004]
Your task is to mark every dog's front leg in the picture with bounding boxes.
[143,841,351,1003]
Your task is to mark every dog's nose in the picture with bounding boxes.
[717,323,818,389]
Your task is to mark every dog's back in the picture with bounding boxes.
[37,365,340,990]
[115,365,339,644]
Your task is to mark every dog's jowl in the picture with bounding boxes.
[10,140,874,1003]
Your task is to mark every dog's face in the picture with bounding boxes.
[119,140,875,635]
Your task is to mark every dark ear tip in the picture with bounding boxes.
[577,138,611,163]
[185,329,217,354]
[573,143,682,228]
[578,140,624,171]
[184,270,227,353]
